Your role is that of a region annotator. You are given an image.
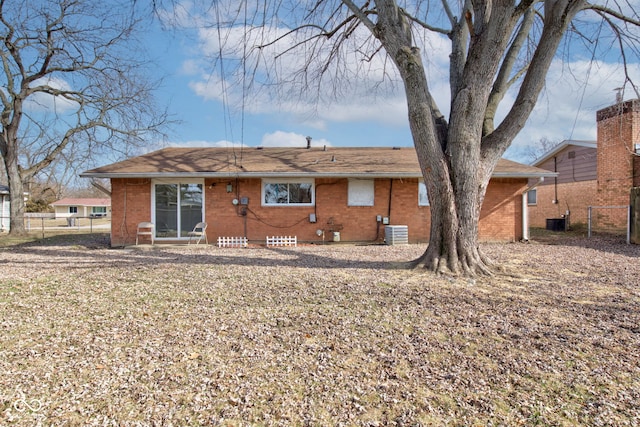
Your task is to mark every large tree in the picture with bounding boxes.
[0,0,167,234]
[180,0,639,274]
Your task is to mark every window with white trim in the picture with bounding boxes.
[263,179,314,206]
[92,206,107,215]
[69,206,78,214]
[348,179,374,206]
[527,189,537,205]
[418,180,430,206]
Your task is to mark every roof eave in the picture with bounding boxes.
[81,171,556,179]
[80,172,424,179]
[531,139,597,166]
[492,171,558,178]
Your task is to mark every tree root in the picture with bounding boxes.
[409,246,494,277]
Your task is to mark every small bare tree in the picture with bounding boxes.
[0,0,168,234]
[170,0,639,275]
[524,137,562,164]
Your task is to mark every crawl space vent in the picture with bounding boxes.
[385,225,408,245]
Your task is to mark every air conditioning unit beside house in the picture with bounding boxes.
[385,225,408,245]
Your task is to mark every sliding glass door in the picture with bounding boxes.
[154,181,203,239]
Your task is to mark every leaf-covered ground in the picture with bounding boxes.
[0,234,638,426]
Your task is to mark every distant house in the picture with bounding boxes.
[528,140,597,227]
[529,99,640,230]
[0,185,9,232]
[50,198,111,219]
[81,146,553,247]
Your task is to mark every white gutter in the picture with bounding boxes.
[522,177,545,241]
[79,171,558,180]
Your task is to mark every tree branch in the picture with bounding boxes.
[400,8,450,35]
[484,6,536,135]
[341,0,377,33]
[585,3,640,26]
[482,0,587,160]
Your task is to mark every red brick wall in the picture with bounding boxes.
[596,100,639,228]
[479,179,527,241]
[110,178,153,246]
[597,100,637,206]
[110,176,527,246]
[528,180,597,227]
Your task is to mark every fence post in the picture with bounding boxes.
[587,206,592,238]
[628,205,631,245]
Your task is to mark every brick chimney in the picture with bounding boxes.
[595,99,640,226]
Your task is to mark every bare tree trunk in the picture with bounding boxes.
[0,0,167,235]
[0,87,27,235]
[391,41,493,275]
[414,187,493,276]
[4,148,26,235]
[371,0,582,275]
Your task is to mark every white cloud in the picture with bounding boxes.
[507,58,640,161]
[261,131,332,148]
[24,77,78,113]
[168,139,246,148]
[157,1,200,29]
[180,59,203,76]
[164,133,332,149]
[171,4,640,164]
[188,78,225,102]
[185,17,414,128]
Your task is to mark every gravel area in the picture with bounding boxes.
[0,234,639,426]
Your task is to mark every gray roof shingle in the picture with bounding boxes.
[81,146,556,179]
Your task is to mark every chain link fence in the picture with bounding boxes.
[1,213,111,238]
[587,205,630,244]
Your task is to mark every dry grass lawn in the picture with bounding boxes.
[0,232,638,426]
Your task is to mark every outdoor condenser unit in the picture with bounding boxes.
[385,225,408,245]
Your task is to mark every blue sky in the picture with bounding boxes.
[144,3,640,164]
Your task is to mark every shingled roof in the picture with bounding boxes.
[81,146,555,179]
[51,198,111,207]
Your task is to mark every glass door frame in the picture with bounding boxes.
[151,178,205,241]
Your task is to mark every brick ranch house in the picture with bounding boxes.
[50,198,111,219]
[80,146,554,247]
[528,99,640,230]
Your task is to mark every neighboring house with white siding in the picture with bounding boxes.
[0,185,9,232]
[50,198,111,219]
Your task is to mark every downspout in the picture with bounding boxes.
[387,179,393,220]
[553,157,558,204]
[522,177,545,242]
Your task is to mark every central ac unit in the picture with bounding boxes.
[385,225,408,245]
